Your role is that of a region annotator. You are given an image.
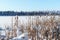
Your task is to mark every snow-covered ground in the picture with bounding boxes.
[11,33,29,40]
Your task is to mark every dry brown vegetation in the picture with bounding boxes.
[26,16,60,40]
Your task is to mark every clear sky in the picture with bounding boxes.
[0,0,60,11]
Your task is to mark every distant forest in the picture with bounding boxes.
[0,11,60,16]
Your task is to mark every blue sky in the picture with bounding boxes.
[0,0,60,11]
